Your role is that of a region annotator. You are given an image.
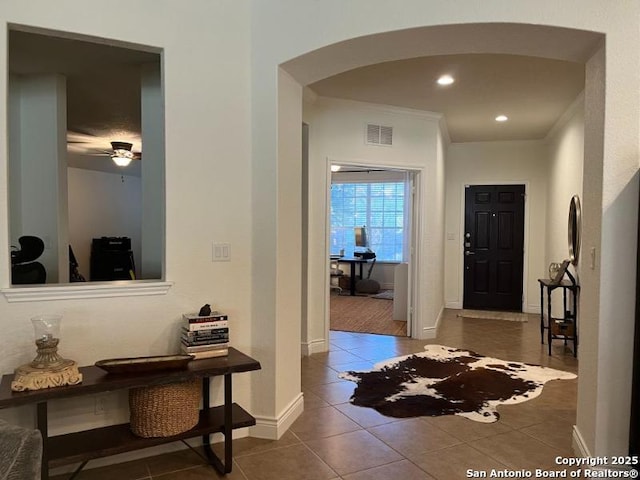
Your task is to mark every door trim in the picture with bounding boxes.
[457,181,531,312]
[324,156,422,340]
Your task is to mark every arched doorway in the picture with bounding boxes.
[252,17,636,460]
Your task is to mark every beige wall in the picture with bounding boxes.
[545,94,585,270]
[545,94,585,316]
[445,141,549,312]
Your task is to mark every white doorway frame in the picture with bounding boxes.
[324,156,422,341]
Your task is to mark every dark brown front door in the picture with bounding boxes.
[463,184,525,311]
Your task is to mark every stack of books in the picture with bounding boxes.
[181,311,229,359]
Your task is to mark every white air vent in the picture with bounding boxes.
[366,123,393,146]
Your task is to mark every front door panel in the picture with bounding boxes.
[463,184,525,311]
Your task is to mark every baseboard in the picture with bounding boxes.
[420,306,444,339]
[572,425,591,457]
[446,301,539,315]
[525,304,541,314]
[379,282,394,290]
[301,338,326,356]
[250,392,304,440]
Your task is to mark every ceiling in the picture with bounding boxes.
[9,29,160,176]
[10,29,586,167]
[308,53,585,143]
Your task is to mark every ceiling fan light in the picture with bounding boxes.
[112,155,132,167]
[112,149,134,167]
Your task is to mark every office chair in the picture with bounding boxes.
[11,236,46,284]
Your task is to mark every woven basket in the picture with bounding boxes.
[129,379,200,438]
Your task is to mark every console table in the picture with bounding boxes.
[0,347,261,480]
[538,277,579,356]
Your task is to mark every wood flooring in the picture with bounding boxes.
[330,292,407,336]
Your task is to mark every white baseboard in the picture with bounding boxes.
[301,338,326,356]
[250,392,304,440]
[572,425,590,457]
[422,326,437,339]
[525,304,541,314]
[446,301,540,315]
[420,306,444,340]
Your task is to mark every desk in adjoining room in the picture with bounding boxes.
[337,256,371,296]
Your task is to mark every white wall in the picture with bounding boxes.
[0,1,253,468]
[67,167,142,280]
[304,96,446,344]
[545,94,584,316]
[546,94,584,269]
[140,62,164,280]
[9,73,68,283]
[445,140,548,313]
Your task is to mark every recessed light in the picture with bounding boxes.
[437,75,455,86]
[495,115,508,122]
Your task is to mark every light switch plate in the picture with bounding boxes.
[213,242,231,262]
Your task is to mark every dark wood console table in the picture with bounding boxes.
[538,277,579,356]
[0,347,261,480]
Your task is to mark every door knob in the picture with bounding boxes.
[465,251,475,256]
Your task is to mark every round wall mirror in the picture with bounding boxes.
[568,195,582,265]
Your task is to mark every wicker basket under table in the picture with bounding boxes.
[129,378,201,438]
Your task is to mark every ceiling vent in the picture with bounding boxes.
[366,123,393,146]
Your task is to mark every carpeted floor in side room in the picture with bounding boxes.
[330,291,407,336]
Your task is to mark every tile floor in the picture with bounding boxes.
[52,309,579,479]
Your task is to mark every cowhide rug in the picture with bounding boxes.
[338,345,577,423]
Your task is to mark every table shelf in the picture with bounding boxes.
[48,403,255,467]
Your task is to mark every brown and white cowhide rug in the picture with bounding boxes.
[338,345,576,423]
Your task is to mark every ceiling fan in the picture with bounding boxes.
[67,131,142,167]
[109,141,140,167]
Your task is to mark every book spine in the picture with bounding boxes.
[186,321,229,332]
[181,327,229,337]
[181,336,229,346]
[183,313,229,323]
[184,348,229,359]
[181,342,230,353]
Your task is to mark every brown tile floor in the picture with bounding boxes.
[51,309,579,480]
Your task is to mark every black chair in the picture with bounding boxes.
[11,236,46,284]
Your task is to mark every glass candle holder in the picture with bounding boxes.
[30,314,65,369]
[11,313,82,391]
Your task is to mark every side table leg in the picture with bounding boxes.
[350,262,356,296]
[547,288,553,355]
[37,402,48,480]
[539,284,544,344]
[201,377,210,449]
[224,374,233,472]
[201,376,234,474]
